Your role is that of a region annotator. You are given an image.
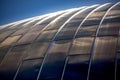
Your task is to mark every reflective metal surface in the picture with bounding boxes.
[0,2,120,80]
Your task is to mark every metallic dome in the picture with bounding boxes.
[0,2,120,80]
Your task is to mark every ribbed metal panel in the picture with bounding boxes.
[0,2,120,80]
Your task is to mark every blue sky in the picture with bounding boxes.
[0,0,119,25]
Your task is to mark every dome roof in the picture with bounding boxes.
[0,2,120,80]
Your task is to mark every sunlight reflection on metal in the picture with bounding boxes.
[0,2,119,80]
